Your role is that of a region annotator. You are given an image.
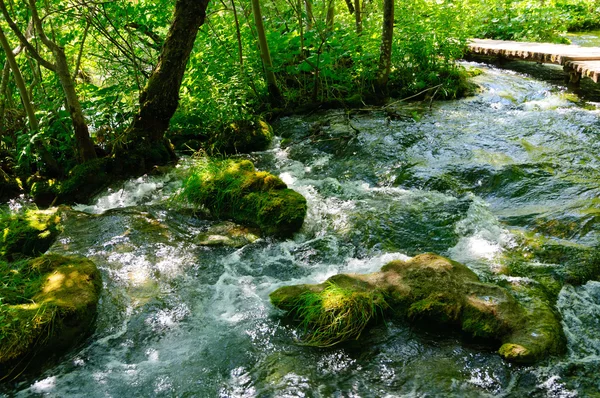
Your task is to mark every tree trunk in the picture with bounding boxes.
[232,0,244,68]
[326,0,335,31]
[53,47,97,162]
[129,0,211,145]
[376,0,394,96]
[305,0,314,29]
[0,26,38,132]
[0,62,10,135]
[251,0,282,102]
[354,0,362,34]
[343,0,354,14]
[297,0,305,58]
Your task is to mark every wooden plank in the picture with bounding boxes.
[564,60,600,82]
[468,39,600,65]
[467,39,600,84]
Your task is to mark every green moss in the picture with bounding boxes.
[179,158,307,237]
[0,208,62,261]
[0,254,102,375]
[408,293,461,325]
[209,117,274,155]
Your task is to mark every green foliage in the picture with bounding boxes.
[556,0,600,31]
[178,158,307,236]
[466,0,570,43]
[286,282,387,347]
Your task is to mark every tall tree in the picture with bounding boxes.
[251,0,282,102]
[376,0,394,96]
[128,0,211,152]
[0,0,97,163]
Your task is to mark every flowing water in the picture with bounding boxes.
[3,63,600,397]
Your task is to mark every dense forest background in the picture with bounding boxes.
[1,0,600,192]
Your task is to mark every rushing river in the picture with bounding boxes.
[3,63,600,397]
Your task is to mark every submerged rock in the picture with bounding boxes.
[0,207,62,261]
[0,254,102,377]
[197,221,260,247]
[180,158,307,237]
[270,253,564,363]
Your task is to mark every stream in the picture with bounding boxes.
[3,62,600,397]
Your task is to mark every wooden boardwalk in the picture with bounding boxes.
[468,38,600,83]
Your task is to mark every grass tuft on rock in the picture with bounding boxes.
[179,158,307,237]
[286,282,387,347]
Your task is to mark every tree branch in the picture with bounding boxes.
[0,0,56,71]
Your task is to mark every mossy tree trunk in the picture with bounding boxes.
[376,0,394,97]
[251,0,282,103]
[128,0,210,151]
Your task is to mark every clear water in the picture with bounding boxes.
[3,64,600,397]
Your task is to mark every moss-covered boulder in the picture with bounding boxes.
[0,208,62,261]
[209,117,274,154]
[0,254,102,377]
[180,158,307,237]
[270,253,564,363]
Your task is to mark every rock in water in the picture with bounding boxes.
[0,254,102,377]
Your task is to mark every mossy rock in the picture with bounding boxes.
[270,253,564,363]
[180,158,307,237]
[0,254,102,377]
[209,117,274,154]
[0,208,62,261]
